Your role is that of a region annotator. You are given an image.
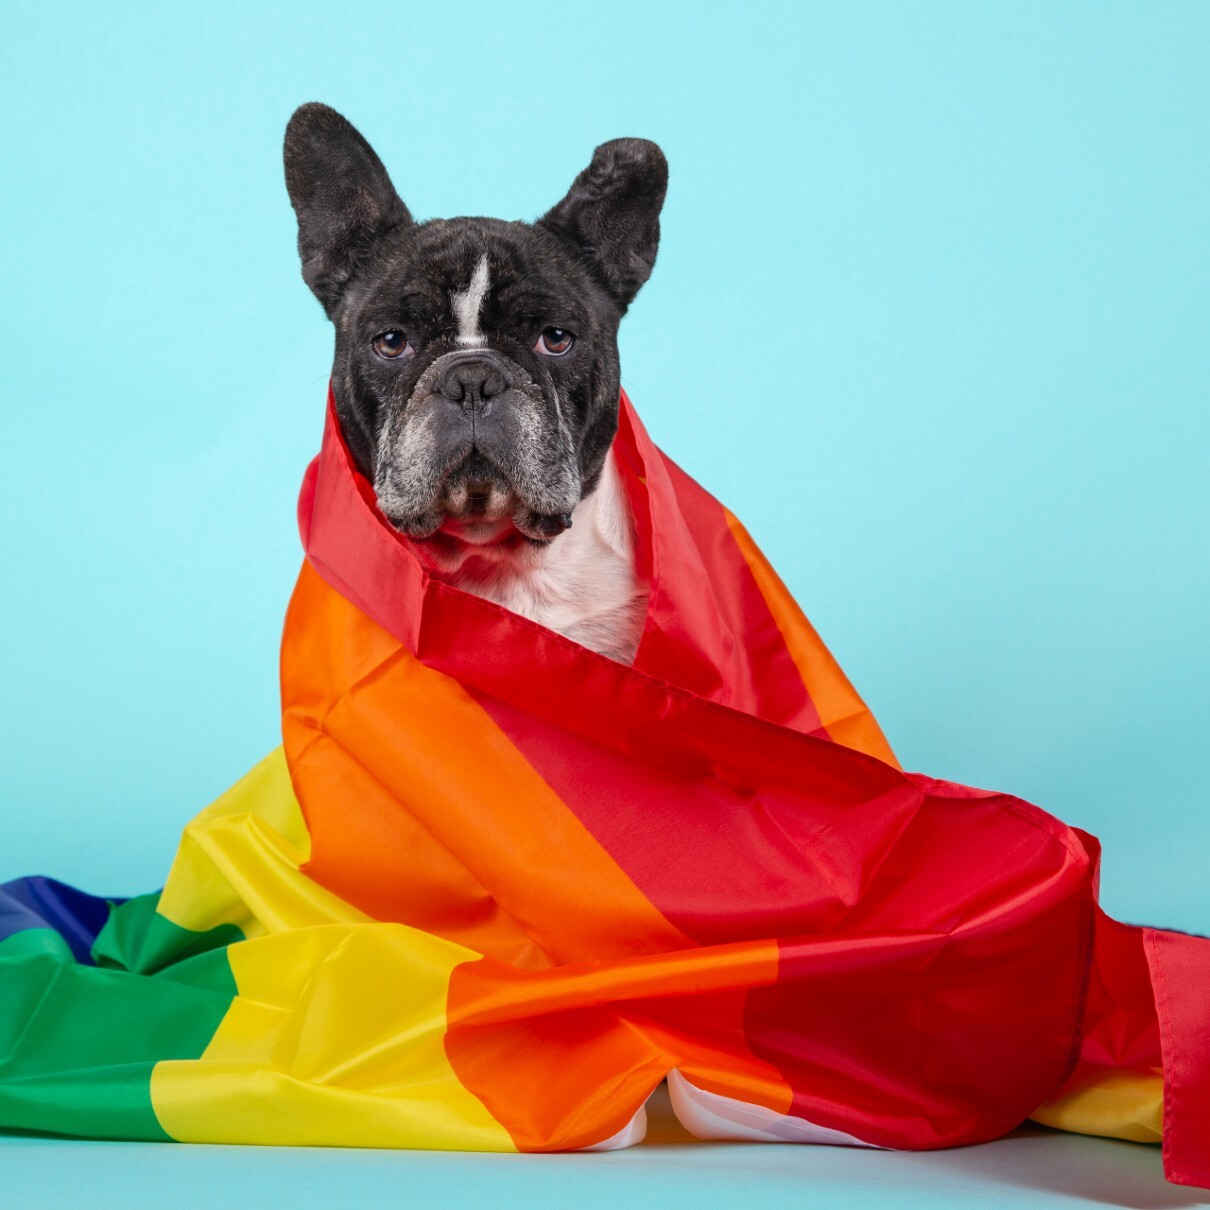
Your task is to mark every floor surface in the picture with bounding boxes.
[4,1086,1205,1210]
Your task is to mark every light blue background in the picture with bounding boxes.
[2,4,1208,1204]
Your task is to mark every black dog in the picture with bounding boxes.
[284,104,666,662]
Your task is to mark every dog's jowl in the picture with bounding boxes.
[284,103,667,663]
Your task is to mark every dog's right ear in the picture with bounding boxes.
[284,103,412,317]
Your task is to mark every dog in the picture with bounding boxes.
[284,103,667,664]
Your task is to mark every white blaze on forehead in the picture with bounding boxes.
[451,254,490,348]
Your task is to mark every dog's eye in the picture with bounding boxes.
[372,330,413,359]
[535,327,575,357]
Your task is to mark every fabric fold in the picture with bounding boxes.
[1,384,1205,1188]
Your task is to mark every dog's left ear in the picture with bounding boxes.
[538,138,668,313]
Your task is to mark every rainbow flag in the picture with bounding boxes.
[2,388,1207,1187]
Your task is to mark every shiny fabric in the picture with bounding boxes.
[1,386,1205,1188]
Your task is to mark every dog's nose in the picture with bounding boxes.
[436,358,508,410]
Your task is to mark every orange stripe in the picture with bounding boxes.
[723,509,900,768]
[445,939,791,1150]
[281,561,694,967]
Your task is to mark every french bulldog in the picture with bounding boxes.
[283,103,667,663]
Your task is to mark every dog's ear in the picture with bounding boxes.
[537,138,667,312]
[284,103,412,316]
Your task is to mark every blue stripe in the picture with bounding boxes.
[0,876,126,964]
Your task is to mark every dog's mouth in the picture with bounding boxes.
[386,449,575,547]
[441,452,517,524]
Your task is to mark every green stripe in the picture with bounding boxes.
[0,895,243,1141]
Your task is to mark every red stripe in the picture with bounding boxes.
[1145,926,1210,1187]
[749,778,1095,1148]
[467,684,914,945]
[612,406,823,732]
[471,681,1098,1148]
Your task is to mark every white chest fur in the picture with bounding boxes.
[433,450,648,664]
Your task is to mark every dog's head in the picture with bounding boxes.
[283,103,666,551]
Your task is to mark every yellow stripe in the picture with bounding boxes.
[1031,1067,1163,1145]
[152,924,513,1148]
[156,748,362,939]
[150,749,513,1149]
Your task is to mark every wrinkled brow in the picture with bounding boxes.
[359,291,446,331]
[492,285,586,326]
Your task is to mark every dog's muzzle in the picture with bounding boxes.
[374,350,582,543]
